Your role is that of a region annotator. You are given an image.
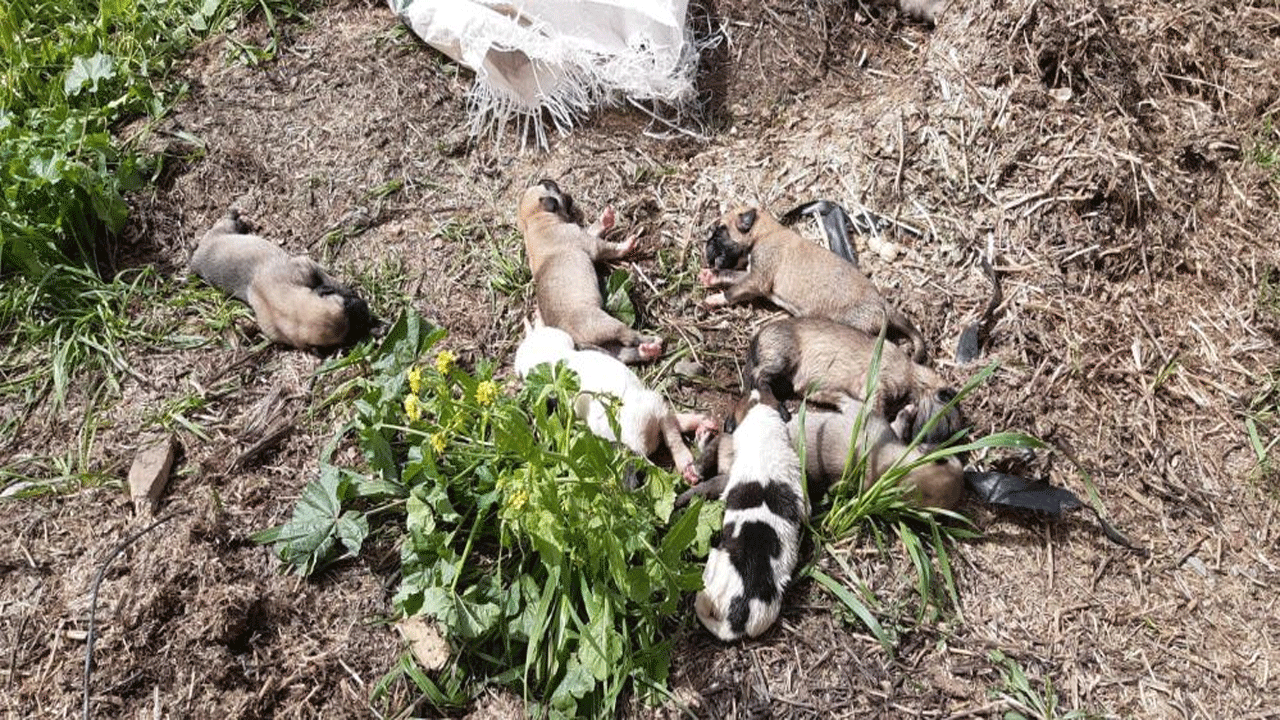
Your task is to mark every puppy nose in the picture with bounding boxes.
[538,179,560,193]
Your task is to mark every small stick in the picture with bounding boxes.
[83,513,185,720]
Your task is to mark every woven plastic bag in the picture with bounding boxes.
[391,0,697,147]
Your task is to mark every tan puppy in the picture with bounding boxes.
[748,316,962,445]
[699,206,926,361]
[794,394,963,509]
[189,212,372,353]
[518,179,661,364]
[682,393,963,511]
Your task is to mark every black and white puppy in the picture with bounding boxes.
[695,388,808,641]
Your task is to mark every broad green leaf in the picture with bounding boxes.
[64,53,116,96]
[251,466,366,574]
[603,268,636,326]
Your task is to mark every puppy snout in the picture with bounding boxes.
[538,178,561,193]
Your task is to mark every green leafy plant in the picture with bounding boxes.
[603,268,637,326]
[257,312,721,718]
[1,0,301,277]
[989,650,1100,720]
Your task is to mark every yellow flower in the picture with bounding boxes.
[403,394,422,423]
[407,366,422,395]
[475,380,499,406]
[435,350,455,376]
[430,432,447,454]
[507,489,529,514]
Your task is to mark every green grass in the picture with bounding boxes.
[806,336,1044,648]
[0,0,309,404]
[1251,117,1279,176]
[0,381,116,496]
[0,0,312,488]
[988,650,1101,720]
[1245,373,1280,501]
[1,0,306,276]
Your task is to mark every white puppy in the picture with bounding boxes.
[695,389,808,641]
[514,323,709,482]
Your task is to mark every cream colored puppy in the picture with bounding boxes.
[514,322,711,482]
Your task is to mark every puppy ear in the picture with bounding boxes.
[736,209,758,234]
[539,196,560,214]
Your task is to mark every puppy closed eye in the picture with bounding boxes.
[539,196,561,214]
[736,209,758,234]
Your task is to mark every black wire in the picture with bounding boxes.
[82,512,186,720]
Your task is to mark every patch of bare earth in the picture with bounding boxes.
[3,0,1279,717]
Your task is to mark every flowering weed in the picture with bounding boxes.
[257,312,720,718]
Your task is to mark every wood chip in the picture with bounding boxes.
[128,434,179,515]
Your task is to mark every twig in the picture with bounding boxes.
[83,512,186,720]
[230,419,296,472]
[6,603,32,691]
[895,113,906,197]
[944,700,1007,719]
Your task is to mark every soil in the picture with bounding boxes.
[3,0,1280,717]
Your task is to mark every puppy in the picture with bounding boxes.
[793,394,963,509]
[682,395,963,511]
[518,180,662,364]
[699,206,926,361]
[748,316,962,445]
[695,388,807,641]
[189,212,373,353]
[513,323,711,482]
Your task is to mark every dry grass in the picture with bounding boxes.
[3,0,1279,717]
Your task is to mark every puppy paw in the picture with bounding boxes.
[599,206,616,233]
[704,292,728,309]
[890,404,917,440]
[694,418,718,444]
[698,267,717,287]
[637,340,663,361]
[616,231,640,257]
[682,462,701,485]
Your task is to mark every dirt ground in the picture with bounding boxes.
[3,0,1280,717]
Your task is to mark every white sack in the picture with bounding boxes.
[391,0,697,147]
